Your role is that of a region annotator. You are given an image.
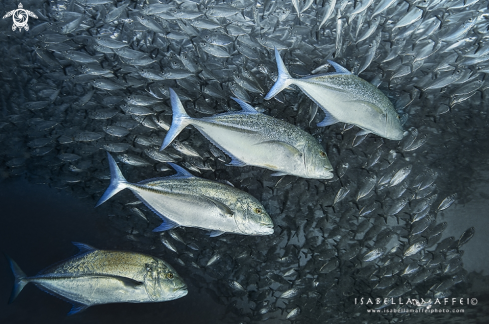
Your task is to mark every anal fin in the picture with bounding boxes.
[226,158,247,167]
[209,230,225,237]
[356,129,371,136]
[153,219,179,232]
[317,111,339,127]
[271,172,288,177]
[68,303,89,316]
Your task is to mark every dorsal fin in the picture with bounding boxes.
[72,242,96,254]
[168,163,195,178]
[327,60,351,74]
[230,97,259,113]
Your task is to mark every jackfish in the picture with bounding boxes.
[7,242,187,315]
[264,49,404,140]
[160,88,333,179]
[96,152,274,236]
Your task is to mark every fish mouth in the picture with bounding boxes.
[174,286,188,298]
[322,171,334,180]
[261,225,274,235]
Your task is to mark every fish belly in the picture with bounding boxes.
[33,276,150,306]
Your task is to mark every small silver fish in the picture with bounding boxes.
[206,253,221,267]
[229,280,245,292]
[404,239,428,257]
[357,175,377,201]
[389,165,412,186]
[280,288,299,299]
[458,227,475,247]
[363,247,385,262]
[286,307,300,319]
[437,193,457,211]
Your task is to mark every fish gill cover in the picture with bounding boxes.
[0,0,488,323]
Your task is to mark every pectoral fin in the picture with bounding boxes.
[203,197,234,218]
[348,100,384,115]
[254,140,302,158]
[108,275,144,288]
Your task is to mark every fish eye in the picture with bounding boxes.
[254,208,262,214]
[166,272,174,279]
[319,151,326,157]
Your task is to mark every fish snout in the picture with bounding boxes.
[261,220,275,234]
[322,168,334,180]
[174,285,188,298]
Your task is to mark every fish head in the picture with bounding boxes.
[384,110,404,140]
[303,142,334,179]
[143,258,188,301]
[236,201,274,235]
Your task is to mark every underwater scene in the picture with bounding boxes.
[1,0,489,323]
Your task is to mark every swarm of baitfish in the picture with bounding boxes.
[0,0,487,322]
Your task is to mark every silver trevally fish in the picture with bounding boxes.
[160,88,333,179]
[7,242,187,315]
[96,152,274,236]
[265,48,404,140]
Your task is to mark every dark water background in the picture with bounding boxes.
[0,179,226,324]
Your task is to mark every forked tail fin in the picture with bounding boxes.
[5,254,28,304]
[264,48,293,100]
[95,152,128,207]
[160,88,192,150]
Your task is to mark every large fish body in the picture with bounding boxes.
[7,243,187,315]
[265,49,404,140]
[96,152,274,236]
[161,89,333,179]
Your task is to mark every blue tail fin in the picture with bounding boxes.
[160,88,192,151]
[5,254,28,304]
[264,48,293,100]
[95,152,128,207]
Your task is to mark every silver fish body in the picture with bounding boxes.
[7,243,187,315]
[265,49,404,140]
[96,152,274,236]
[160,89,333,179]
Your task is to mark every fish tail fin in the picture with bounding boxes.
[95,152,128,207]
[5,254,28,303]
[264,47,293,100]
[160,88,192,150]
